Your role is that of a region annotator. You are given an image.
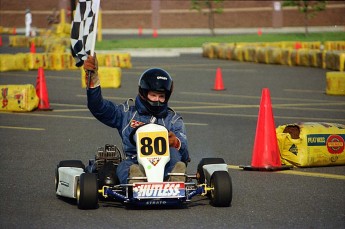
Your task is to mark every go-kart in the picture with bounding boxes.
[55,123,232,209]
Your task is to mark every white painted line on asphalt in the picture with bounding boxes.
[0,126,45,131]
[228,165,345,180]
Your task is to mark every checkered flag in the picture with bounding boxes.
[70,0,100,67]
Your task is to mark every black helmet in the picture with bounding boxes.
[138,68,173,115]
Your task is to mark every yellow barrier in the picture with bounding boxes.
[324,41,345,51]
[27,53,48,69]
[0,53,29,71]
[81,67,122,88]
[202,43,218,59]
[324,51,345,71]
[326,72,345,95]
[202,41,345,71]
[277,122,345,167]
[97,53,132,69]
[0,84,39,112]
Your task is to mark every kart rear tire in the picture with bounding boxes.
[77,173,98,209]
[210,171,232,207]
[55,160,85,191]
[197,158,225,184]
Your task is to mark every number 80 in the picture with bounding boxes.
[140,137,167,156]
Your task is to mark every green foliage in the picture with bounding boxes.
[191,0,224,13]
[282,0,327,35]
[282,0,326,18]
[191,0,224,35]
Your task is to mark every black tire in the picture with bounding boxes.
[77,173,98,209]
[197,158,225,184]
[55,160,85,191]
[210,171,232,207]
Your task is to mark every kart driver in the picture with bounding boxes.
[84,54,190,184]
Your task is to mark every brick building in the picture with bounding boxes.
[0,0,344,30]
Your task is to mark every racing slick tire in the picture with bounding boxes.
[55,160,85,191]
[197,158,225,184]
[77,173,98,209]
[210,171,232,207]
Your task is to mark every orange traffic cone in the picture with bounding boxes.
[257,28,262,36]
[213,67,225,91]
[138,27,143,36]
[153,29,158,38]
[12,27,16,35]
[240,88,292,171]
[35,67,52,111]
[0,36,2,47]
[294,42,302,50]
[30,42,36,53]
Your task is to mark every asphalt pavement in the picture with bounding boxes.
[0,31,345,229]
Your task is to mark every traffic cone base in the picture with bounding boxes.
[240,88,291,171]
[213,67,225,91]
[239,165,292,171]
[36,67,53,111]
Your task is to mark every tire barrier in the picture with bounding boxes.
[202,41,345,71]
[276,122,345,167]
[0,84,39,112]
[81,66,122,89]
[1,24,132,71]
[0,53,29,71]
[326,72,345,95]
[0,52,132,72]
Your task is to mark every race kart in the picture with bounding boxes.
[55,123,232,209]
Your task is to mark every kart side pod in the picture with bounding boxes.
[202,164,229,185]
[56,167,84,198]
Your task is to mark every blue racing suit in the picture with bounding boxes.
[87,86,189,184]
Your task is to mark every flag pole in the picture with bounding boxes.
[87,0,100,89]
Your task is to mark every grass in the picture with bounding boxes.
[96,32,345,50]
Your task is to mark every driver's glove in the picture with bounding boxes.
[168,131,181,150]
[83,54,100,88]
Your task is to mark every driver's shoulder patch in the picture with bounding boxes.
[130,119,145,128]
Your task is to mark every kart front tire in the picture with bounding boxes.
[210,171,232,207]
[197,158,225,184]
[55,160,85,191]
[77,173,98,209]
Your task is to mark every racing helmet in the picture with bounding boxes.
[138,68,173,114]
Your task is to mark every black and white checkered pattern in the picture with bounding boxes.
[70,0,100,67]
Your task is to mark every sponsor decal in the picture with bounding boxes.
[307,134,327,146]
[145,200,167,205]
[148,157,161,166]
[60,181,69,187]
[133,182,185,198]
[1,88,8,108]
[130,120,145,128]
[289,144,298,156]
[326,135,344,154]
[157,76,167,80]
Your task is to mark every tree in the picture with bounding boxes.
[282,0,327,36]
[191,0,224,36]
